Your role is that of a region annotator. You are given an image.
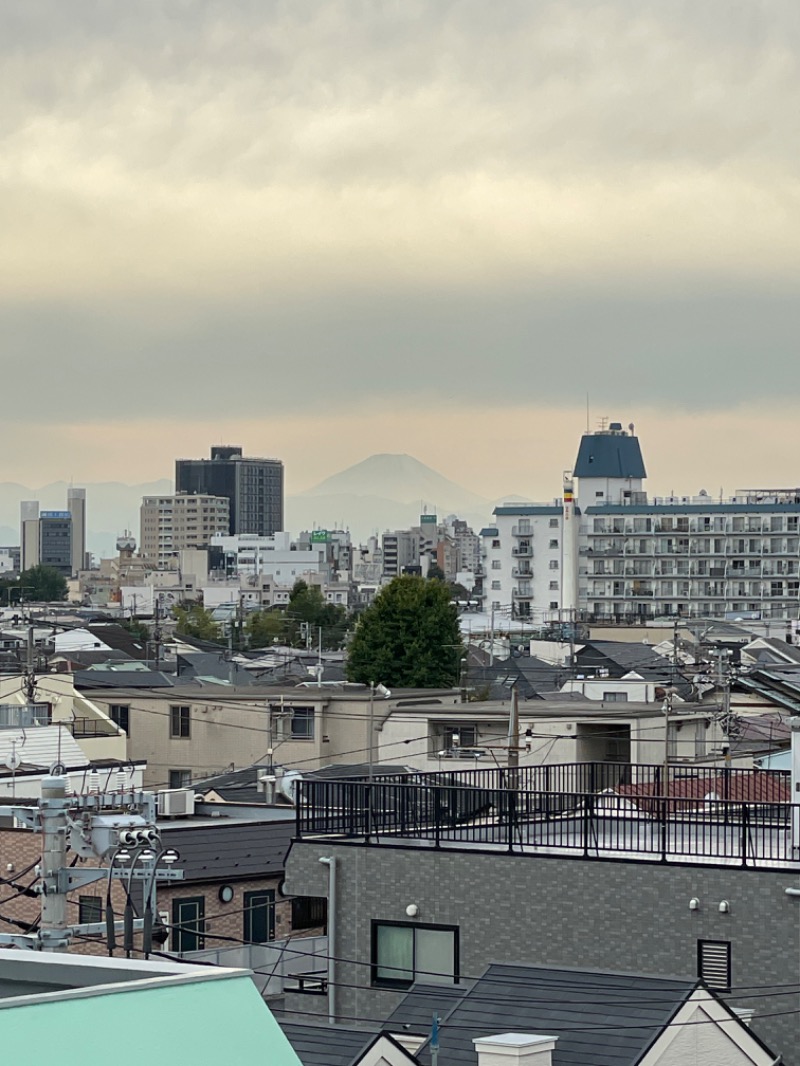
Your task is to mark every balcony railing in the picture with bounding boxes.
[296,763,797,869]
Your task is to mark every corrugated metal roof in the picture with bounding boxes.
[0,726,88,770]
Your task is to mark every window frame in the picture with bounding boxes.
[291,896,328,932]
[290,707,315,739]
[170,704,191,739]
[78,895,102,926]
[109,704,130,735]
[371,920,459,989]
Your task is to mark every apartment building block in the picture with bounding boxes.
[176,445,284,536]
[482,421,800,622]
[140,493,230,565]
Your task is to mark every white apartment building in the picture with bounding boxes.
[209,532,328,583]
[140,494,230,565]
[482,421,800,622]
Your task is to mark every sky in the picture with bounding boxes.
[3,1,800,502]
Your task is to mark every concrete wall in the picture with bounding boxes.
[285,842,800,1065]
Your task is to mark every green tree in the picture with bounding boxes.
[245,608,288,648]
[426,563,446,582]
[173,604,221,641]
[346,575,463,688]
[18,565,68,602]
[120,617,151,642]
[288,580,349,649]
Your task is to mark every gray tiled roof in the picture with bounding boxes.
[279,1022,378,1066]
[414,963,697,1066]
[383,983,469,1035]
[158,819,293,883]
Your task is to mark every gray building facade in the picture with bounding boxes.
[175,445,284,536]
[286,837,800,1064]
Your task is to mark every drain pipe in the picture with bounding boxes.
[319,856,336,1024]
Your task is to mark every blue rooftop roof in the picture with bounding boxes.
[574,432,646,480]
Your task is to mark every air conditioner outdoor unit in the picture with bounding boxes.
[157,789,196,818]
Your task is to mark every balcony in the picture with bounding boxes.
[512,566,532,578]
[512,545,533,558]
[511,526,533,537]
[512,586,533,599]
[296,763,799,870]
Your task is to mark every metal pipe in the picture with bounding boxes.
[319,856,336,1024]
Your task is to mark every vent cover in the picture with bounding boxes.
[698,939,731,991]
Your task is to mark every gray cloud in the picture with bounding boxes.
[2,0,800,431]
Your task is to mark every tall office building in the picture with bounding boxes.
[175,446,284,536]
[67,487,86,576]
[20,501,40,572]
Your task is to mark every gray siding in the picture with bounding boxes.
[285,842,800,1065]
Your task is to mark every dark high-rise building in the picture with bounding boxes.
[175,446,284,536]
[39,511,73,576]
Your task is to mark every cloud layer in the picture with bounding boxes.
[2,1,799,485]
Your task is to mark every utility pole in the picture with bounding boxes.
[507,685,520,786]
[662,617,679,794]
[4,777,182,953]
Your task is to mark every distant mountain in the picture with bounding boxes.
[0,479,173,558]
[300,454,490,512]
[287,454,498,540]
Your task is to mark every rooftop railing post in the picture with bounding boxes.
[660,797,668,863]
[741,802,749,868]
[433,787,441,849]
[582,794,590,858]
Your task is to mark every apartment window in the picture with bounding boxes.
[549,539,559,549]
[491,560,502,570]
[243,890,275,944]
[372,921,459,988]
[492,539,500,548]
[549,518,558,528]
[78,895,102,925]
[291,707,315,739]
[603,692,629,702]
[172,896,205,953]
[698,940,731,991]
[292,896,328,932]
[109,704,130,735]
[549,601,558,610]
[492,601,500,610]
[169,769,192,789]
[549,581,559,591]
[170,705,191,739]
[549,560,559,570]
[491,580,501,590]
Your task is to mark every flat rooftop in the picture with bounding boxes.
[0,951,247,1009]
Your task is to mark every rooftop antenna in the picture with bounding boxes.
[597,416,609,432]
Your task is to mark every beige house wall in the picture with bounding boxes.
[85,687,461,788]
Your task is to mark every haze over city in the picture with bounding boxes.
[3,1,800,498]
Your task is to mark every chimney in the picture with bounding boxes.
[473,1033,558,1066]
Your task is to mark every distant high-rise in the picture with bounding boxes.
[20,501,40,572]
[175,446,284,536]
[67,487,87,576]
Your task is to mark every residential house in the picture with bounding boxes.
[376,964,779,1066]
[285,755,800,1064]
[74,682,461,789]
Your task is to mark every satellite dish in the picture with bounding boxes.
[5,752,21,771]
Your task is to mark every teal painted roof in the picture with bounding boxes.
[574,432,646,480]
[0,968,301,1066]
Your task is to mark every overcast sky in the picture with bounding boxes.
[3,1,799,500]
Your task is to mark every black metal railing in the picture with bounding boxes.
[296,774,799,869]
[316,762,790,803]
[66,718,119,738]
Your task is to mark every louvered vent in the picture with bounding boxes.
[698,940,731,991]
